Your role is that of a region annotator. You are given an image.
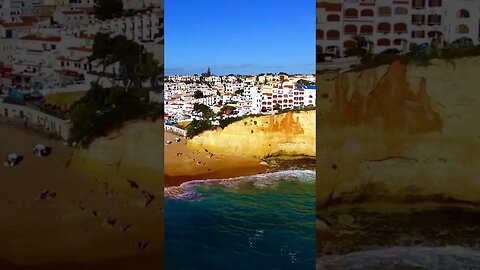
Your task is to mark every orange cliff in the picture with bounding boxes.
[188,110,316,158]
[317,58,480,209]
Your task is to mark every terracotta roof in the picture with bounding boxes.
[0,22,34,28]
[20,34,61,42]
[317,2,342,12]
[54,69,79,75]
[67,46,93,52]
[76,32,96,40]
[57,56,86,62]
[19,16,40,23]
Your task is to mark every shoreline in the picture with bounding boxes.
[164,131,316,187]
[164,131,270,187]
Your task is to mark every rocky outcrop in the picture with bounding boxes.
[188,111,316,158]
[317,58,480,209]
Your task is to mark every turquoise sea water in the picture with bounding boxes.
[164,170,316,270]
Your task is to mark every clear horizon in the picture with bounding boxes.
[164,0,315,76]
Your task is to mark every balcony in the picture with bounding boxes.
[427,15,441,25]
[412,0,425,9]
[411,15,425,25]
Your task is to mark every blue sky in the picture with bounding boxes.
[165,0,315,75]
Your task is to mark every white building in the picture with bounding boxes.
[318,0,480,57]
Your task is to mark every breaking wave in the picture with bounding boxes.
[164,170,315,200]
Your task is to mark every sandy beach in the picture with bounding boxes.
[164,132,269,187]
[0,118,163,269]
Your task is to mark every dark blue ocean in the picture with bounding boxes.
[164,170,316,270]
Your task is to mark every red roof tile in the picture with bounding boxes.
[67,46,93,52]
[1,22,34,28]
[20,34,61,42]
[57,56,86,62]
[317,2,342,12]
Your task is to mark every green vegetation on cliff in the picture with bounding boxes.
[69,84,161,147]
[349,38,480,72]
[68,33,164,147]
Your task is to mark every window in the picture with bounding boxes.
[429,0,441,7]
[411,30,425,38]
[344,40,356,48]
[456,24,469,34]
[394,23,407,33]
[345,8,358,18]
[428,31,442,38]
[377,38,391,46]
[394,7,408,15]
[412,0,425,8]
[317,29,324,39]
[327,14,340,21]
[428,15,441,25]
[61,61,64,67]
[458,9,470,18]
[378,22,391,33]
[361,9,374,17]
[326,30,340,40]
[344,25,357,35]
[412,14,425,25]
[378,6,392,16]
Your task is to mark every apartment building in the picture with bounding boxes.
[318,0,480,56]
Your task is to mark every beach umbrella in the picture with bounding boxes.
[7,153,17,160]
[34,144,46,151]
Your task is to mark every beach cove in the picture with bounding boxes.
[0,118,163,269]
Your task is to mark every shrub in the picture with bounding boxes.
[68,85,151,147]
[186,119,212,138]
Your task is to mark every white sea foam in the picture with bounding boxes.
[164,170,315,200]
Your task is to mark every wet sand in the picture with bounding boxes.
[0,118,163,269]
[164,132,269,187]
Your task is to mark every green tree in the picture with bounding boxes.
[193,103,214,119]
[94,0,123,20]
[220,105,236,115]
[89,34,150,90]
[139,59,162,92]
[235,89,244,95]
[345,35,369,57]
[193,90,204,99]
[186,119,212,138]
[296,79,314,86]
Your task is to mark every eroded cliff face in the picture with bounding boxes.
[69,121,164,191]
[188,111,316,158]
[317,58,480,209]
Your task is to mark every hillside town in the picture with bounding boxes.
[0,0,163,140]
[164,70,316,131]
